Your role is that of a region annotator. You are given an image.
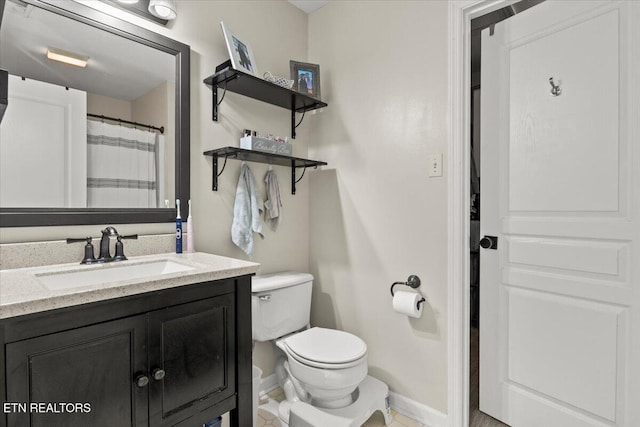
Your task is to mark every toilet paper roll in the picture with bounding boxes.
[392,290,423,318]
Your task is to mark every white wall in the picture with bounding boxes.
[307,1,449,412]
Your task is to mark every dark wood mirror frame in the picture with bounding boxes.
[0,0,190,227]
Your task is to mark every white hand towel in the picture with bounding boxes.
[231,163,264,257]
[264,168,282,231]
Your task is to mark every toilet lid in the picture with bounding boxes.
[284,327,367,364]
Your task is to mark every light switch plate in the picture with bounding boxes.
[428,153,443,177]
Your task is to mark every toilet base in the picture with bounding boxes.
[261,376,392,427]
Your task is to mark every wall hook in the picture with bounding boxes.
[549,77,561,96]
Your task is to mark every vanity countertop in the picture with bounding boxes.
[0,252,260,319]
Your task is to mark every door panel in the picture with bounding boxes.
[5,315,147,427]
[507,237,623,276]
[148,292,236,426]
[480,1,639,426]
[507,288,620,421]
[0,75,87,208]
[508,9,620,213]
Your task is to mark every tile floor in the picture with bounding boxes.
[256,388,426,427]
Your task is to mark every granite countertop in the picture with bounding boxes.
[0,252,260,319]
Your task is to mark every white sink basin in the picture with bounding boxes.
[36,260,196,291]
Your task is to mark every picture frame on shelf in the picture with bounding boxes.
[290,60,321,100]
[220,21,258,76]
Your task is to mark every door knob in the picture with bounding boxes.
[480,235,498,250]
[135,375,149,388]
[152,368,166,381]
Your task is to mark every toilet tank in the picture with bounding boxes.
[251,272,313,342]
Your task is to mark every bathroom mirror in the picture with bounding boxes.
[0,0,190,227]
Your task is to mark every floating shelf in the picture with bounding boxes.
[203,63,328,139]
[203,147,327,195]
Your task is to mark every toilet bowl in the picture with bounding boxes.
[276,327,368,408]
[252,272,391,425]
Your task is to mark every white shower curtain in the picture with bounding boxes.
[86,120,160,208]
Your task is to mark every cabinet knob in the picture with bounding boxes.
[152,368,166,381]
[135,375,149,388]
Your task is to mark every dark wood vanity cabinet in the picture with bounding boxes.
[0,276,252,427]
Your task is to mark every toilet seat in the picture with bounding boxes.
[282,327,367,369]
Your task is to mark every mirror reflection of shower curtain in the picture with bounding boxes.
[86,120,160,208]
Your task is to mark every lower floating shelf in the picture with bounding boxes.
[203,147,327,195]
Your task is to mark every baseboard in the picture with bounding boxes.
[258,373,448,427]
[389,392,448,427]
[259,373,278,395]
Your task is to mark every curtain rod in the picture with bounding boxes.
[87,113,164,134]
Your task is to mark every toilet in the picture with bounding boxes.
[252,272,392,426]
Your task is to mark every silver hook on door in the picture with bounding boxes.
[549,77,561,96]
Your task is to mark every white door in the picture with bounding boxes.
[0,75,87,207]
[480,1,639,426]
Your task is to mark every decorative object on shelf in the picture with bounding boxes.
[290,60,321,100]
[263,71,294,89]
[221,21,258,76]
[241,135,292,156]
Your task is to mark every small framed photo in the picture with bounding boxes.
[290,60,321,100]
[220,21,258,76]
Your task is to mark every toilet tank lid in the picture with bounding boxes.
[252,272,313,292]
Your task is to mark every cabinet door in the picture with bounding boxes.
[5,315,148,427]
[148,293,236,426]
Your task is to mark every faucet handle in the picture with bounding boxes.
[66,237,96,264]
[113,234,137,261]
[66,237,90,244]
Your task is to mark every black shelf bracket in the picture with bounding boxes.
[211,154,232,191]
[204,147,326,195]
[291,108,296,140]
[204,63,327,139]
[212,154,217,190]
[212,86,218,122]
[292,165,310,195]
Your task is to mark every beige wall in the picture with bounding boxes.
[308,1,449,412]
[1,0,452,413]
[87,92,132,119]
[132,81,175,203]
[0,1,311,377]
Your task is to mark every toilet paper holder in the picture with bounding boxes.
[390,275,426,309]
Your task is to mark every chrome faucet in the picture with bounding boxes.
[98,226,119,262]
